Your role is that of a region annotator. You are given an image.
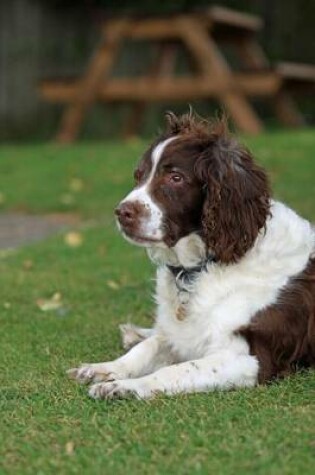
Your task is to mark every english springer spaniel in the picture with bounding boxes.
[68,112,315,399]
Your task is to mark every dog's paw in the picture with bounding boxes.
[88,380,148,400]
[67,362,121,384]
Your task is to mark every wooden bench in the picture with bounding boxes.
[39,7,315,142]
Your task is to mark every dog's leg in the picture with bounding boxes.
[68,334,172,384]
[119,323,154,350]
[88,352,259,400]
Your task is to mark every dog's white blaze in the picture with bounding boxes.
[121,137,176,240]
[149,137,176,180]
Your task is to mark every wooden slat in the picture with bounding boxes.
[123,18,182,39]
[236,72,280,94]
[276,62,315,82]
[101,9,262,39]
[208,6,263,33]
[40,78,220,102]
[273,91,305,127]
[39,73,280,104]
[98,78,218,101]
[40,81,78,102]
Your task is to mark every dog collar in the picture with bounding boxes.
[167,254,216,288]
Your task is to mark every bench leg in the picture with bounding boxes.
[234,38,304,128]
[273,91,305,127]
[178,18,263,134]
[55,20,128,143]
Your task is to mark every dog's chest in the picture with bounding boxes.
[154,267,240,359]
[154,264,284,360]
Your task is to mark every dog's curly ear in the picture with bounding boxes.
[195,130,270,264]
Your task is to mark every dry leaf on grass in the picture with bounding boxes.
[64,231,83,248]
[106,280,120,290]
[23,259,34,270]
[69,178,84,193]
[60,193,75,206]
[65,441,75,455]
[36,292,63,312]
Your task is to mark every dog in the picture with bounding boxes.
[68,112,315,399]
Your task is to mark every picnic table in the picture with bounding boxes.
[39,5,315,142]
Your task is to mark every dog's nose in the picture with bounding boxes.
[115,202,136,226]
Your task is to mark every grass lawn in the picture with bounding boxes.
[0,129,315,475]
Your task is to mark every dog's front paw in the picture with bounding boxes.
[67,362,122,384]
[88,380,149,400]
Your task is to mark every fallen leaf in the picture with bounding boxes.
[23,259,34,270]
[106,280,120,290]
[60,193,75,206]
[64,231,83,248]
[53,292,61,301]
[69,178,84,193]
[65,441,75,455]
[36,292,63,312]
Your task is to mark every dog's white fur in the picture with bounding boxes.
[69,197,314,399]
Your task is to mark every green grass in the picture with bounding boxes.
[0,129,315,475]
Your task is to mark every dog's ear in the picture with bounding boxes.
[195,129,270,264]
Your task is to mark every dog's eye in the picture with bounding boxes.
[170,173,184,184]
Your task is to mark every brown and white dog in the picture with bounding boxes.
[69,112,315,399]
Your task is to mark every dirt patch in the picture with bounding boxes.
[0,212,80,249]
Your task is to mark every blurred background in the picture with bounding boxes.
[1,0,314,142]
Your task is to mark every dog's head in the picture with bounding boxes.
[115,112,270,264]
